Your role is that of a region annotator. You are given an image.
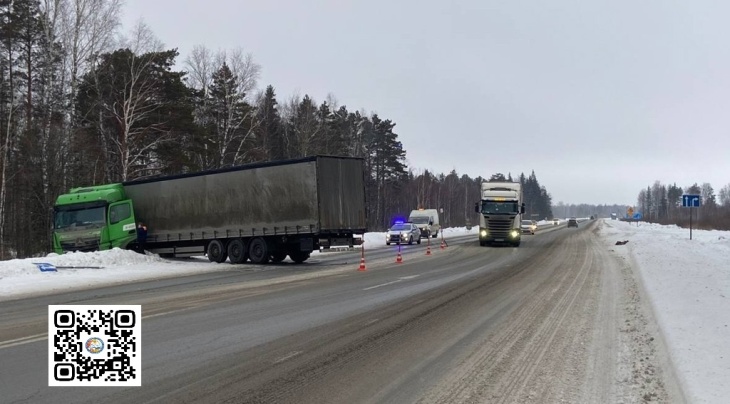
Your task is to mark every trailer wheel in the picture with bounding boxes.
[227,239,248,264]
[248,237,270,264]
[289,251,310,264]
[207,239,228,263]
[270,251,287,263]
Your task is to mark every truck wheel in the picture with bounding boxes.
[270,251,287,263]
[248,237,270,264]
[432,232,438,238]
[227,239,248,264]
[289,251,310,264]
[417,237,421,245]
[207,239,228,263]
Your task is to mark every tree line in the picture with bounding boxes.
[0,0,554,258]
[636,181,730,230]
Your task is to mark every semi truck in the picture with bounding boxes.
[52,156,367,264]
[474,181,525,247]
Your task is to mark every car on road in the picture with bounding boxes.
[567,218,578,228]
[386,222,421,245]
[521,219,537,235]
[552,218,560,225]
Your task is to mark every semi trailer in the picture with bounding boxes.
[52,156,367,264]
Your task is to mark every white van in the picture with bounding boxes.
[408,209,440,238]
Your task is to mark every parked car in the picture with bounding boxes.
[521,219,537,235]
[386,222,421,245]
[567,218,578,228]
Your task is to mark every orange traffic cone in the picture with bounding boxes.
[440,239,446,249]
[358,243,366,271]
[426,238,432,256]
[396,246,403,264]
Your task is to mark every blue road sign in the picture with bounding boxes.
[33,262,57,272]
[633,212,643,220]
[682,194,701,208]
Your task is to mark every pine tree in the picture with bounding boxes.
[254,85,283,161]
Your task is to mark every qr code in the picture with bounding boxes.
[48,305,141,386]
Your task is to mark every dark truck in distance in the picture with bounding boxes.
[52,156,367,264]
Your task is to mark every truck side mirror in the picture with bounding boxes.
[474,202,479,213]
[520,203,526,214]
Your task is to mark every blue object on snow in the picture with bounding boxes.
[33,263,57,272]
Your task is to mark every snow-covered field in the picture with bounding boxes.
[0,219,727,402]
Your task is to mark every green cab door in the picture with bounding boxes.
[107,200,137,250]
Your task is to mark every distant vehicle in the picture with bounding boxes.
[567,218,578,228]
[386,222,421,245]
[590,215,595,220]
[409,208,440,238]
[520,220,536,235]
[552,218,560,225]
[611,213,617,220]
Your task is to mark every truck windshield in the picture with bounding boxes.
[54,206,107,230]
[481,201,518,215]
[410,216,430,224]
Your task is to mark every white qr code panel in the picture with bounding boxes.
[48,305,141,386]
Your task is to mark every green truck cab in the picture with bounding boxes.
[52,184,138,254]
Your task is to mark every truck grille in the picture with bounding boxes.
[60,237,100,252]
[486,217,514,237]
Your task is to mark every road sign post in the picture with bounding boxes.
[681,194,701,240]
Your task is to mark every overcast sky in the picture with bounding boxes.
[122,0,730,206]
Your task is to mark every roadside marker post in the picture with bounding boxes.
[681,194,701,240]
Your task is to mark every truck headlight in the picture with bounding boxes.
[480,229,487,237]
[510,230,519,238]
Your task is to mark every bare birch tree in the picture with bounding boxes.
[719,184,730,207]
[79,46,181,181]
[184,45,261,168]
[0,0,21,258]
[56,0,121,186]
